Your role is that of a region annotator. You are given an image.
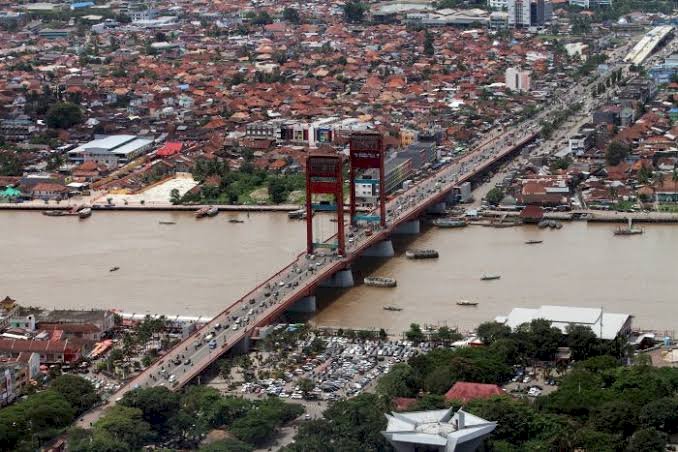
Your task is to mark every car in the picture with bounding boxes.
[214,323,222,330]
[209,339,217,349]
[184,359,191,365]
[232,324,238,330]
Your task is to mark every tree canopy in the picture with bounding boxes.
[46,102,83,129]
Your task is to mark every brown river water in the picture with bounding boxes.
[0,211,675,334]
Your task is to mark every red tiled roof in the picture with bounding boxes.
[444,381,503,403]
[157,142,183,157]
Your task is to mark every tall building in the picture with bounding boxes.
[507,0,531,27]
[508,0,552,27]
[505,67,531,92]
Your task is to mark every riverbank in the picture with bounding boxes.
[0,203,301,212]
[483,209,678,223]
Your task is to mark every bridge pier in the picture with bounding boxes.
[394,219,420,235]
[231,336,250,354]
[319,269,354,288]
[426,202,447,214]
[446,192,459,206]
[362,240,395,258]
[286,296,317,313]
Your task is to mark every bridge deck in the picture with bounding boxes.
[106,129,538,401]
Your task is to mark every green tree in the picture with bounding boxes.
[477,321,512,345]
[424,31,434,56]
[94,405,154,450]
[627,427,667,452]
[51,374,99,415]
[119,386,181,435]
[297,377,315,399]
[432,326,462,345]
[376,363,417,399]
[638,397,678,433]
[282,7,300,24]
[199,438,254,452]
[252,11,273,25]
[0,151,24,176]
[69,429,123,452]
[342,1,367,23]
[405,323,425,344]
[606,141,630,166]
[589,400,638,437]
[566,324,599,361]
[268,177,288,204]
[46,102,83,129]
[485,187,504,205]
[170,188,181,205]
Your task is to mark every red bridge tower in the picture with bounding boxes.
[305,154,345,256]
[349,132,386,227]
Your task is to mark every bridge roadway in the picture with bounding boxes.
[84,127,538,410]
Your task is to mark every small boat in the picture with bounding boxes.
[433,218,467,228]
[159,221,176,225]
[614,218,643,236]
[78,207,92,219]
[288,208,306,220]
[364,276,397,288]
[457,300,478,306]
[228,219,244,223]
[383,305,403,311]
[480,274,501,281]
[195,206,218,218]
[43,210,65,217]
[109,266,120,272]
[405,249,439,259]
[537,220,549,229]
[525,240,543,244]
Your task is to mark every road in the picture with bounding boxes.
[76,32,658,428]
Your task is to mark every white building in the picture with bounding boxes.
[382,407,497,452]
[569,0,611,7]
[505,67,531,92]
[495,305,633,340]
[488,0,508,10]
[68,135,154,166]
[507,0,530,27]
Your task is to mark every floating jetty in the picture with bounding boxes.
[433,218,467,228]
[405,249,439,259]
[364,276,397,288]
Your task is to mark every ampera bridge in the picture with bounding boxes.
[87,124,539,416]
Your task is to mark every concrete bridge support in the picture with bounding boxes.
[319,269,354,288]
[286,296,317,313]
[426,202,447,214]
[394,219,420,235]
[231,336,250,354]
[446,192,459,206]
[362,240,395,258]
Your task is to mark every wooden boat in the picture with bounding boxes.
[614,218,643,236]
[228,219,244,223]
[43,210,66,217]
[159,221,176,225]
[195,206,218,218]
[109,266,120,272]
[288,208,306,220]
[364,276,397,288]
[480,274,501,281]
[457,300,478,306]
[525,240,543,244]
[78,207,92,219]
[383,305,403,311]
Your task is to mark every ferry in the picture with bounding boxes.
[480,274,501,281]
[383,305,403,311]
[364,276,397,288]
[457,300,478,306]
[405,249,439,259]
[614,218,643,236]
[433,218,467,228]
